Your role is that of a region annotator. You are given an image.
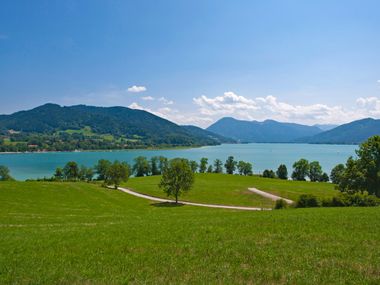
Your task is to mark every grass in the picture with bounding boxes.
[125,173,338,208]
[0,181,379,284]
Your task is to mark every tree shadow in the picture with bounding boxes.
[151,202,185,208]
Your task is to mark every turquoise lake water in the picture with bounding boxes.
[0,143,357,180]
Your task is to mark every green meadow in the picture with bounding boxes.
[1,179,379,284]
[125,173,337,207]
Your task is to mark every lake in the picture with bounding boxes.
[0,143,357,180]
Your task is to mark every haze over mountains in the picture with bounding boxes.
[0,104,379,148]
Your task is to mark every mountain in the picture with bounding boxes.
[0,103,231,148]
[206,117,323,143]
[181,125,235,144]
[313,124,339,131]
[299,118,380,144]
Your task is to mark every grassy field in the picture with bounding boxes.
[125,173,338,207]
[1,181,379,284]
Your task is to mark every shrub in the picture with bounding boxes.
[321,192,380,207]
[262,169,276,178]
[274,199,288,209]
[295,194,320,208]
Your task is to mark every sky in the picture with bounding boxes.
[1,0,380,127]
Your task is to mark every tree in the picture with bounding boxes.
[237,161,246,175]
[276,164,288,180]
[63,161,79,180]
[189,160,198,173]
[353,135,380,196]
[213,159,223,173]
[309,161,323,182]
[0,165,14,181]
[330,164,345,184]
[54,167,64,181]
[320,172,329,182]
[199,157,208,173]
[337,136,380,197]
[262,169,276,178]
[224,156,237,174]
[159,158,194,203]
[95,159,111,180]
[158,156,168,174]
[338,157,365,194]
[207,165,213,173]
[291,159,309,181]
[105,161,130,189]
[133,156,151,177]
[237,161,253,176]
[150,156,160,176]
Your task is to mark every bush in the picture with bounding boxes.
[274,199,288,209]
[322,192,380,207]
[295,194,320,208]
[262,169,276,178]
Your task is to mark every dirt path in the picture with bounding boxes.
[248,188,294,204]
[117,187,272,211]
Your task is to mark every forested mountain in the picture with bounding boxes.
[206,117,322,143]
[0,104,232,151]
[298,118,380,144]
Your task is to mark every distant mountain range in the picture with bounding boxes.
[1,104,379,150]
[0,104,233,149]
[298,118,380,144]
[207,117,323,143]
[207,117,380,144]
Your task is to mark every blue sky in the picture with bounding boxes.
[1,0,380,127]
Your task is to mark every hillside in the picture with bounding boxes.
[207,117,322,143]
[181,125,235,144]
[299,118,380,144]
[1,181,379,284]
[0,104,231,151]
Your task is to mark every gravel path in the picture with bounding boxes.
[117,187,272,211]
[248,188,294,204]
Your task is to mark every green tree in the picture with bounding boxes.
[0,165,14,181]
[237,161,253,175]
[338,157,365,194]
[158,156,168,174]
[213,159,223,173]
[85,167,94,182]
[54,167,64,181]
[224,156,237,174]
[199,157,208,173]
[63,161,79,180]
[189,160,198,173]
[320,172,329,182]
[133,156,151,177]
[237,161,246,175]
[353,135,380,196]
[330,164,345,184]
[309,161,323,182]
[207,165,213,173]
[159,158,194,203]
[150,156,161,176]
[95,159,111,180]
[291,159,309,181]
[262,169,276,178]
[105,161,130,189]
[276,164,288,180]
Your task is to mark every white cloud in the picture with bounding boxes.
[127,85,147,93]
[128,102,145,110]
[158,97,174,105]
[377,79,380,84]
[193,92,380,126]
[141,96,154,101]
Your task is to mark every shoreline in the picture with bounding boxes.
[0,142,359,155]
